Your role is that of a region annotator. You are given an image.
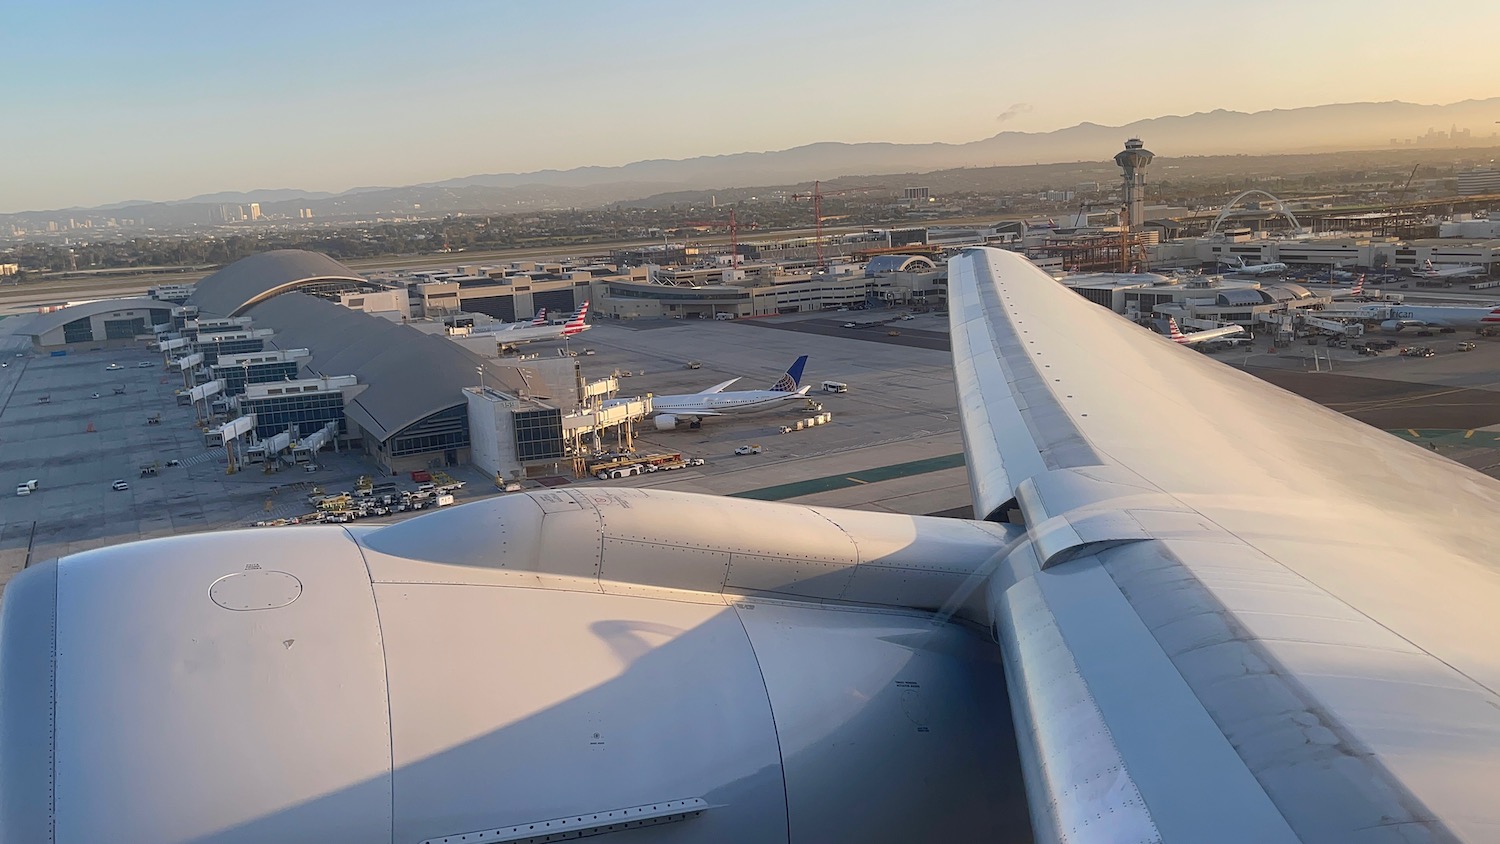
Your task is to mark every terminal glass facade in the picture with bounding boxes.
[241,390,345,439]
[198,338,266,366]
[514,408,564,461]
[389,405,469,457]
[214,361,301,396]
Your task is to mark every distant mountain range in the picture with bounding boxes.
[9,98,1500,226]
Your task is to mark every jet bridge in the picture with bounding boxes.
[291,421,341,464]
[1256,311,1364,337]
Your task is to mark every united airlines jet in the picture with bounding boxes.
[609,355,812,430]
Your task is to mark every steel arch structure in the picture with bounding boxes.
[1209,189,1302,235]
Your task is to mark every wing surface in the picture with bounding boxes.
[952,247,1500,843]
[699,378,740,394]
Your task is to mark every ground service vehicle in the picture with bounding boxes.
[596,464,644,480]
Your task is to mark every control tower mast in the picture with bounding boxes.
[1114,138,1154,230]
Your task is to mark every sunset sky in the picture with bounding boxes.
[4,0,1497,211]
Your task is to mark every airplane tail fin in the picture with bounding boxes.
[1166,317,1189,343]
[1484,307,1500,324]
[769,355,809,392]
[1352,275,1364,296]
[562,301,590,335]
[531,308,547,326]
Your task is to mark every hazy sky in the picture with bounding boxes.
[4,0,1497,212]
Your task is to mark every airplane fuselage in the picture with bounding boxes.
[490,323,589,347]
[1380,304,1500,331]
[1416,266,1485,279]
[1237,263,1286,276]
[644,388,811,418]
[1171,325,1245,344]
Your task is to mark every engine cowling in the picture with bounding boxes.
[654,414,679,431]
[1380,319,1407,332]
[0,492,1032,843]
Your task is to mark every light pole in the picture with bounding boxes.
[476,365,485,394]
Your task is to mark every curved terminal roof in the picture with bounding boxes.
[1266,282,1314,301]
[22,297,174,337]
[865,255,937,276]
[246,293,539,443]
[1215,289,1271,307]
[188,250,367,317]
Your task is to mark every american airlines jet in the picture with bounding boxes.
[17,248,1500,842]
[607,355,812,430]
[484,301,590,350]
[1222,255,1288,276]
[1415,258,1486,279]
[1377,302,1500,332]
[1165,316,1245,345]
[490,307,547,330]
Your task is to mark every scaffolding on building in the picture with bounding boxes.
[1030,231,1158,273]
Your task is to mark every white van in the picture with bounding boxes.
[713,312,733,321]
[821,381,849,394]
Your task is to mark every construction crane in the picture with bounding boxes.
[674,209,739,269]
[1396,164,1421,205]
[790,182,885,267]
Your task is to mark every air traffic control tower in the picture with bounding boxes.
[1114,137,1154,229]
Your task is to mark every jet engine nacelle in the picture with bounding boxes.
[1380,319,1409,332]
[654,414,679,431]
[0,491,1028,843]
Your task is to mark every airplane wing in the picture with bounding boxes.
[698,378,739,394]
[950,247,1500,842]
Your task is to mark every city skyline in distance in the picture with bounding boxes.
[6,0,1499,213]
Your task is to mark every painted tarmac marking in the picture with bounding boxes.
[731,453,967,501]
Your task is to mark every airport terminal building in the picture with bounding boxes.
[19,250,598,478]
[179,251,584,475]
[23,298,175,350]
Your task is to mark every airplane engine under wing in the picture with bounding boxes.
[0,490,1031,843]
[654,413,678,430]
